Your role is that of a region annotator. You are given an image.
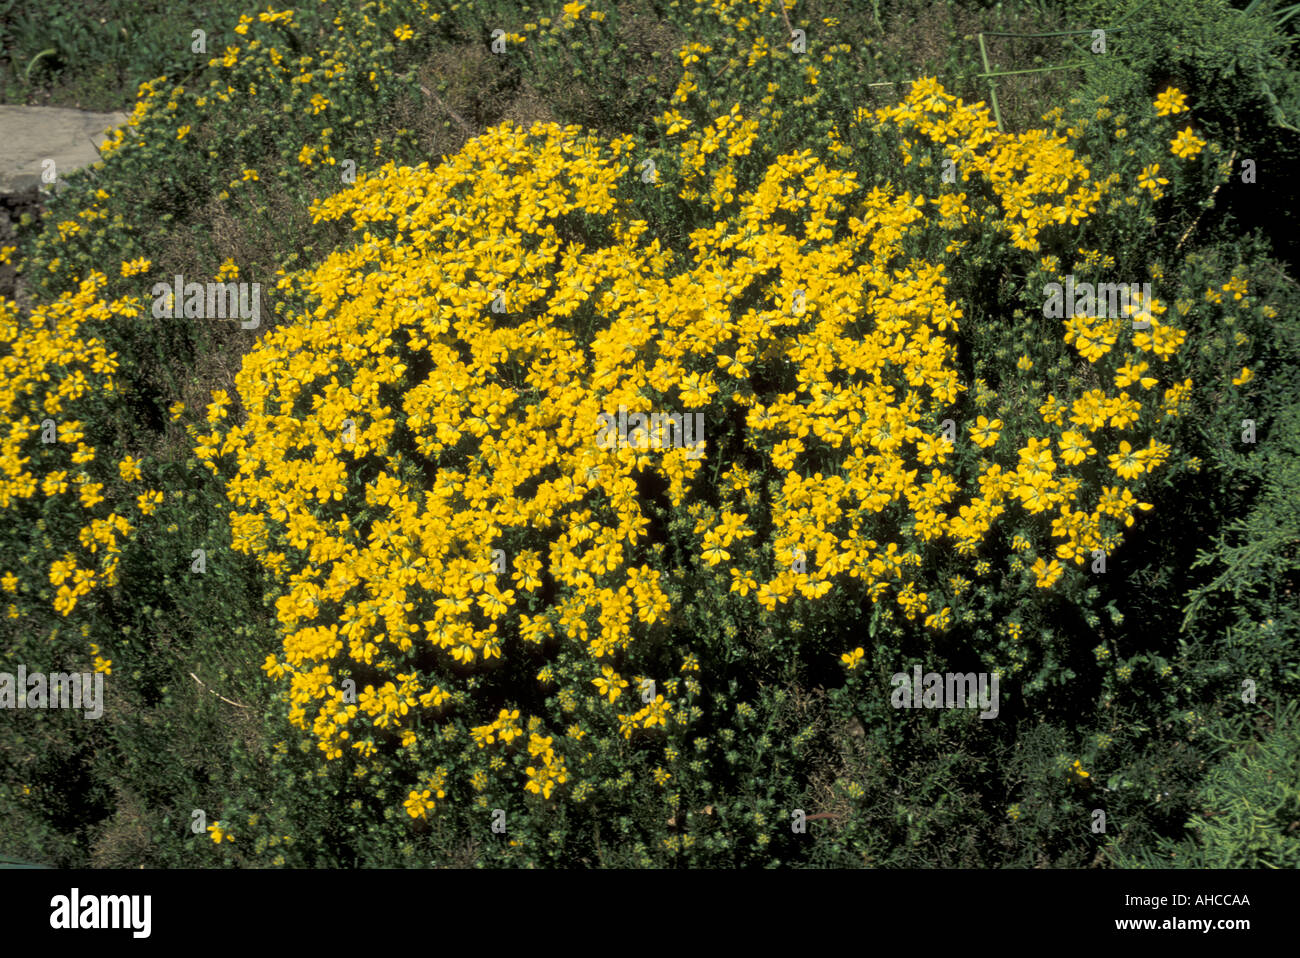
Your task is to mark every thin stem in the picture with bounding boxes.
[977,34,1003,132]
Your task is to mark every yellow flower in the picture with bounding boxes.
[729,568,757,596]
[1222,276,1249,300]
[118,456,143,482]
[1137,163,1168,192]
[1108,441,1145,480]
[1031,557,1064,589]
[1058,430,1095,466]
[969,416,1002,448]
[1153,87,1188,117]
[592,665,628,703]
[660,110,691,136]
[1115,358,1158,390]
[840,647,865,670]
[78,483,106,509]
[1232,366,1253,386]
[1170,127,1205,159]
[206,389,231,423]
[207,822,233,843]
[404,789,435,818]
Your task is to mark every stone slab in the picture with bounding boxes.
[0,105,129,194]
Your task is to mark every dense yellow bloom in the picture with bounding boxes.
[174,71,1190,819]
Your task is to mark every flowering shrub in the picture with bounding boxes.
[0,270,147,630]
[194,69,1200,818]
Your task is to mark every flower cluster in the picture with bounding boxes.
[206,75,1186,819]
[0,272,154,619]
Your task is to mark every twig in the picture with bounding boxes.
[773,0,794,39]
[189,672,251,709]
[1265,261,1298,287]
[419,84,474,137]
[1175,128,1240,255]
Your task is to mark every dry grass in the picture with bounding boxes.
[89,786,153,868]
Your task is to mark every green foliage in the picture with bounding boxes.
[1111,703,1300,867]
[0,0,252,110]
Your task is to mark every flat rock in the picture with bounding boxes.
[0,105,129,194]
